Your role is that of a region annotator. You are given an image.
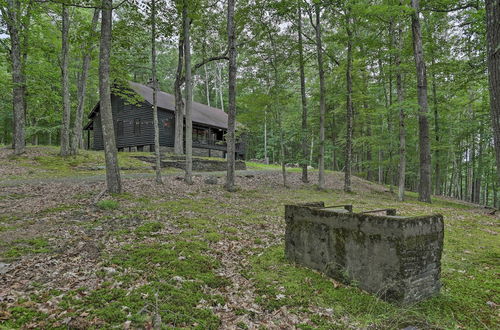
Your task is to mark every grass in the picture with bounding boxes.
[1,237,51,260]
[0,157,498,328]
[246,161,304,172]
[67,241,225,328]
[96,199,120,210]
[0,146,156,181]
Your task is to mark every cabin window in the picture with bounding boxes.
[193,128,208,144]
[117,120,124,137]
[134,119,141,136]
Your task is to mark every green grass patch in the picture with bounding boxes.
[134,222,163,236]
[57,240,227,328]
[1,237,51,259]
[96,199,119,210]
[0,305,50,328]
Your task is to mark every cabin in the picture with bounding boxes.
[83,81,245,159]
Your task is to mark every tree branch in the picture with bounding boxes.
[193,53,229,71]
[424,2,479,12]
[34,0,129,10]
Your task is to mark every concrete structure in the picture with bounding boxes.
[285,202,444,304]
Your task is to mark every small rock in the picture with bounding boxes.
[103,267,117,275]
[245,175,255,178]
[486,301,497,308]
[172,276,185,282]
[0,263,11,275]
[204,176,218,185]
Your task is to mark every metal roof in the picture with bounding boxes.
[129,82,229,129]
[86,81,229,129]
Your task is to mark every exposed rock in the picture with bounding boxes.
[0,262,10,275]
[204,176,218,185]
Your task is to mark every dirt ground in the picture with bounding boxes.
[0,149,498,329]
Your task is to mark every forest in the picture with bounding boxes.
[1,1,499,328]
[1,0,499,206]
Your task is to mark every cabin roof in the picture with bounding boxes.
[86,81,229,129]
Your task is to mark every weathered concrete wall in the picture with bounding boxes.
[285,202,444,304]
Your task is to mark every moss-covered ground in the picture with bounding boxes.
[0,147,498,328]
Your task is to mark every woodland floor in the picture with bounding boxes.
[0,146,498,329]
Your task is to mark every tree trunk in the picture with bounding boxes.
[225,0,237,191]
[218,63,224,112]
[99,0,121,194]
[431,59,440,194]
[344,11,353,193]
[204,64,210,107]
[410,0,432,203]
[264,109,268,164]
[151,0,162,184]
[183,1,193,185]
[71,9,99,154]
[298,0,308,183]
[3,0,26,154]
[174,35,184,155]
[315,4,326,189]
[396,15,406,202]
[60,4,71,156]
[486,0,500,189]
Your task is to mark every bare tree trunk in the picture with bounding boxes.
[486,0,500,189]
[218,63,224,112]
[225,0,237,191]
[2,0,25,154]
[431,59,440,195]
[298,0,308,183]
[204,64,210,107]
[344,11,353,193]
[60,4,71,156]
[174,36,184,155]
[99,0,121,194]
[71,9,99,154]
[151,0,162,184]
[183,1,193,185]
[264,109,268,164]
[410,0,432,203]
[396,15,406,202]
[315,3,326,189]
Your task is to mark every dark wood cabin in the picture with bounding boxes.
[84,81,245,159]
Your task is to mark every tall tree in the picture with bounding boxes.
[410,0,432,203]
[99,0,121,194]
[396,8,406,202]
[183,0,193,185]
[298,0,308,183]
[314,3,326,190]
[60,4,71,156]
[151,0,162,184]
[486,0,500,188]
[1,0,26,154]
[344,7,353,193]
[71,8,99,154]
[225,0,237,191]
[173,35,184,155]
